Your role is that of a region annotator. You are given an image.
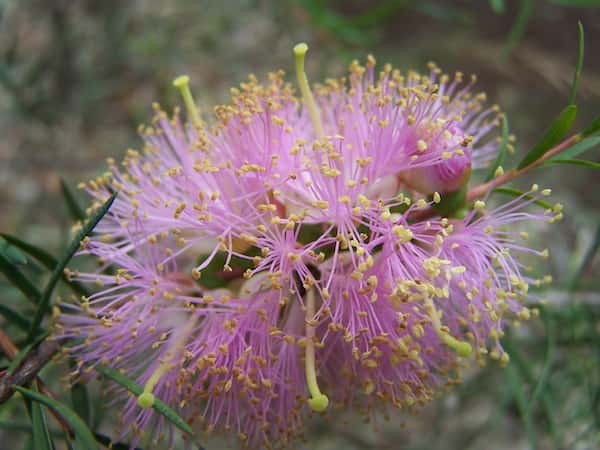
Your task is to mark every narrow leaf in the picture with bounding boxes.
[527,314,555,415]
[545,135,600,162]
[489,0,506,13]
[569,223,600,290]
[546,158,600,170]
[0,233,90,297]
[517,104,577,169]
[0,252,41,305]
[15,386,98,450]
[0,238,28,265]
[546,0,600,6]
[28,192,117,340]
[493,187,553,210]
[7,331,49,375]
[60,179,86,222]
[505,362,537,448]
[0,234,56,268]
[581,116,600,137]
[502,0,534,57]
[30,386,54,450]
[71,384,91,427]
[485,114,509,181]
[0,303,31,331]
[94,433,143,450]
[70,360,91,426]
[568,22,585,105]
[95,364,193,435]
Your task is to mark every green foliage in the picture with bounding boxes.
[492,187,554,209]
[544,136,600,162]
[16,386,98,450]
[29,386,54,450]
[502,0,534,57]
[95,365,194,436]
[0,233,90,297]
[432,186,467,217]
[545,158,600,170]
[60,179,86,222]
[568,22,585,105]
[517,105,577,169]
[489,0,506,13]
[581,116,600,137]
[28,192,117,341]
[0,303,30,331]
[7,331,49,376]
[0,251,41,305]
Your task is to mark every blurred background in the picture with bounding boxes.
[0,1,599,449]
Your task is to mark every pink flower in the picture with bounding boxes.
[56,46,558,448]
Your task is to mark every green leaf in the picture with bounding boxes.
[569,223,600,290]
[581,116,600,137]
[30,386,54,450]
[489,0,505,13]
[7,331,49,375]
[70,382,91,427]
[568,22,585,105]
[0,303,31,330]
[0,233,90,298]
[505,361,538,449]
[502,0,534,56]
[93,433,143,450]
[546,0,600,6]
[95,364,193,435]
[527,314,556,416]
[517,104,578,169]
[485,114,509,181]
[60,178,86,222]
[70,359,91,426]
[432,186,467,218]
[493,187,554,210]
[15,386,98,450]
[545,158,600,170]
[0,252,41,305]
[544,135,600,162]
[28,192,117,341]
[0,237,28,265]
[0,234,57,269]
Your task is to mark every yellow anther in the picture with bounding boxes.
[474,200,486,210]
[313,200,329,210]
[173,75,202,128]
[433,192,441,204]
[494,166,504,177]
[417,140,428,152]
[294,43,325,139]
[304,289,329,412]
[392,225,414,244]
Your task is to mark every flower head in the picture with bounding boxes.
[55,44,558,448]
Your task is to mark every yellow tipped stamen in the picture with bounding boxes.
[424,295,472,357]
[293,43,325,139]
[173,75,202,128]
[137,314,199,409]
[305,289,329,412]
